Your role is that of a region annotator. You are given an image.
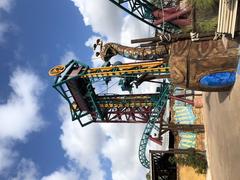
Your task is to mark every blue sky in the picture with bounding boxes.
[0,0,166,180]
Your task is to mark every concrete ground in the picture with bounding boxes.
[203,72,240,180]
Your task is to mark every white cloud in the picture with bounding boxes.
[41,168,79,180]
[0,68,45,175]
[58,103,106,180]
[0,68,45,141]
[60,51,78,64]
[101,124,148,180]
[85,35,102,48]
[120,15,155,46]
[71,0,123,42]
[12,158,39,180]
[0,0,14,43]
[0,143,16,173]
[0,0,13,12]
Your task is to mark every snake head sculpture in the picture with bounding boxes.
[93,39,118,62]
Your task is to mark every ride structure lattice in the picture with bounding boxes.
[49,59,172,169]
[138,82,169,168]
[108,0,182,33]
[50,59,170,127]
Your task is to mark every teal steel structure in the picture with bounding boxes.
[50,59,171,168]
[52,60,97,126]
[138,82,169,168]
[108,0,180,33]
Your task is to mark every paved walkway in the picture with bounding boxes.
[203,72,240,180]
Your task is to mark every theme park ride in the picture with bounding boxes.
[108,0,184,32]
[93,36,239,92]
[49,58,173,167]
[49,0,240,178]
[108,0,239,36]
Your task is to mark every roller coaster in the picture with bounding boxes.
[49,58,172,169]
[108,0,180,33]
[49,0,240,172]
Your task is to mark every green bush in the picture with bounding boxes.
[197,16,218,32]
[169,150,208,174]
[192,0,219,10]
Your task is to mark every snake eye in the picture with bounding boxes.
[96,52,100,57]
[96,39,101,44]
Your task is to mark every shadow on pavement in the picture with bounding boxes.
[205,93,211,111]
[218,91,231,103]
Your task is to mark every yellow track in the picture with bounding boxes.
[98,95,152,100]
[70,61,169,78]
[99,102,154,108]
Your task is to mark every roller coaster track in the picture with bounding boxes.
[138,82,169,168]
[108,0,179,33]
[65,60,169,79]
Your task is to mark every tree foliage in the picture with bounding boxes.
[168,150,208,174]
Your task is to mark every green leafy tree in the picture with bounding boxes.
[169,150,208,174]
